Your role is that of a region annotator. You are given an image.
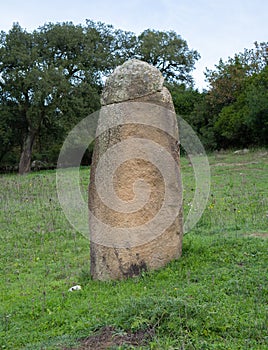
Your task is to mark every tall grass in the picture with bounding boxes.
[0,149,267,349]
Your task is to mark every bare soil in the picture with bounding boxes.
[64,326,154,350]
[248,232,268,239]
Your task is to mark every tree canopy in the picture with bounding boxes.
[168,42,268,150]
[0,21,200,173]
[0,21,113,173]
[203,42,268,148]
[0,20,267,173]
[136,29,200,84]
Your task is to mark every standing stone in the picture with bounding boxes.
[89,59,183,280]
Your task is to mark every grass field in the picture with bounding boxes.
[0,149,268,349]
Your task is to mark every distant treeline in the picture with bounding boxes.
[0,21,267,173]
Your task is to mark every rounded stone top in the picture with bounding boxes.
[101,59,165,105]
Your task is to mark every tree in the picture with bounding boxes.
[0,22,201,171]
[136,29,200,85]
[202,42,268,149]
[0,22,120,174]
[244,66,268,145]
[168,84,202,115]
[214,65,268,147]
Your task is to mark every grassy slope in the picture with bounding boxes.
[0,149,267,349]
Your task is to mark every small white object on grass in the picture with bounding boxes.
[68,285,82,292]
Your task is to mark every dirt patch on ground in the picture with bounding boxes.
[64,326,154,350]
[211,161,259,167]
[248,232,268,239]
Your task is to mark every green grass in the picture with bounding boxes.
[0,149,268,349]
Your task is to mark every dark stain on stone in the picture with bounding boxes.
[124,261,147,278]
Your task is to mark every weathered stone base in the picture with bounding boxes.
[90,219,183,280]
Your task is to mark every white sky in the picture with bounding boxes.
[1,0,267,90]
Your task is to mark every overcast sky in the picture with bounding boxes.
[1,0,267,90]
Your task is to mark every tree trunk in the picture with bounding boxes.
[19,129,36,175]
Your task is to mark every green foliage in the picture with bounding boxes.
[0,150,267,349]
[243,66,268,145]
[214,103,250,147]
[0,20,267,166]
[0,22,200,171]
[213,65,268,148]
[0,22,108,172]
[188,42,268,150]
[169,84,202,116]
[167,42,268,151]
[136,29,200,85]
